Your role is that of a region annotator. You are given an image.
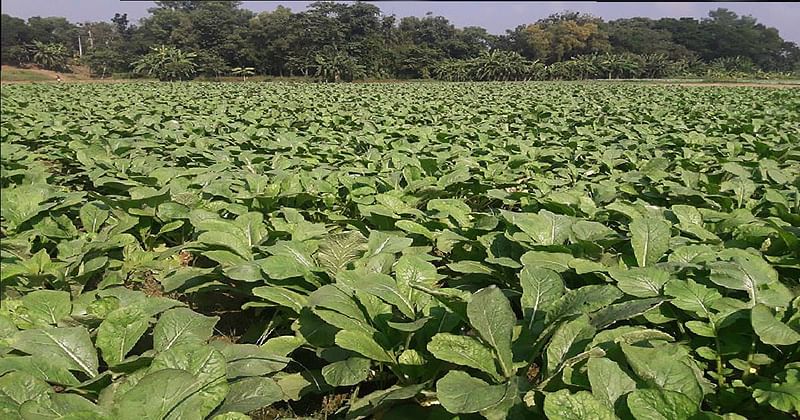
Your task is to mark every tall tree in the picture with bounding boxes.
[605,18,692,59]
[504,12,610,63]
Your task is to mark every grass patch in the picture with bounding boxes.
[1,67,53,82]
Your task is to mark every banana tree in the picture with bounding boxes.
[231,67,255,81]
[131,45,197,81]
[29,41,69,72]
[640,53,670,79]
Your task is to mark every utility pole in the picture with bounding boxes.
[78,35,83,57]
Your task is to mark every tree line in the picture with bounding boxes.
[2,1,799,81]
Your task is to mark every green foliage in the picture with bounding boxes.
[313,46,366,82]
[132,45,197,81]
[230,67,254,81]
[29,41,69,71]
[4,3,800,79]
[1,82,799,419]
[83,47,126,78]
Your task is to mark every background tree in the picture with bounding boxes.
[605,17,692,59]
[2,15,32,64]
[83,47,125,77]
[2,3,799,78]
[194,50,228,79]
[505,12,610,63]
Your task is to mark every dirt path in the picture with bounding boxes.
[665,82,799,88]
[0,65,127,84]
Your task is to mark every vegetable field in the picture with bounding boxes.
[1,82,799,420]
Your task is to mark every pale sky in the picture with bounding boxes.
[1,1,799,42]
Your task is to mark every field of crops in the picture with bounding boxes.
[1,82,799,419]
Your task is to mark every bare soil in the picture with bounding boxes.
[664,81,799,88]
[3,66,797,88]
[1,65,136,84]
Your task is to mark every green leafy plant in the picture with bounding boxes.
[1,81,798,419]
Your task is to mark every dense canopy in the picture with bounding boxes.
[2,1,799,79]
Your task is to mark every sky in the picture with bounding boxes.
[2,1,799,42]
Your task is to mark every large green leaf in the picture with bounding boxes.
[629,217,671,267]
[0,371,51,407]
[214,377,283,415]
[334,330,394,364]
[709,256,793,308]
[520,267,564,327]
[213,342,291,379]
[322,357,372,387]
[543,389,617,420]
[0,355,78,386]
[251,286,308,314]
[751,304,800,346]
[20,392,106,420]
[609,267,669,298]
[10,327,98,377]
[467,286,515,378]
[546,314,595,375]
[153,308,219,352]
[365,231,413,257]
[587,357,636,408]
[621,344,703,404]
[435,370,510,414]
[18,290,71,327]
[360,272,416,319]
[113,369,200,420]
[427,333,501,381]
[753,378,800,414]
[627,389,699,420]
[664,279,721,317]
[144,343,229,419]
[96,305,150,366]
[316,231,367,276]
[547,285,623,323]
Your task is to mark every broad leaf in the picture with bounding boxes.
[467,286,515,378]
[751,304,800,346]
[153,308,219,352]
[427,333,501,380]
[629,217,671,267]
[627,389,699,420]
[587,357,636,408]
[543,389,616,420]
[10,327,98,377]
[322,357,372,387]
[335,330,394,364]
[435,370,510,414]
